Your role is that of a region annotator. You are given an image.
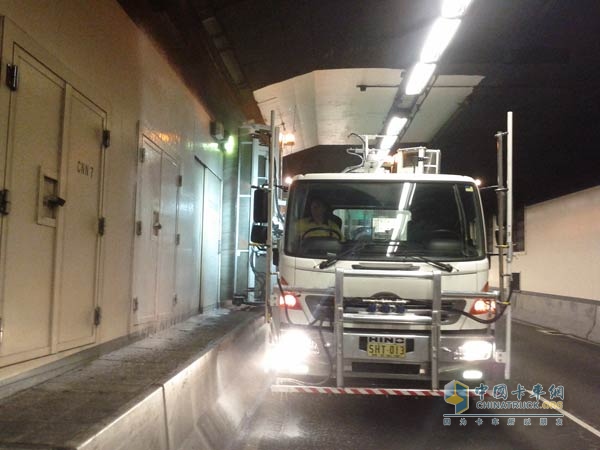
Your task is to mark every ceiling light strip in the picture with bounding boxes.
[405,0,474,96]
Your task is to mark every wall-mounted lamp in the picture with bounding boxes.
[210,120,235,153]
[223,134,235,153]
[282,132,295,147]
[210,120,225,141]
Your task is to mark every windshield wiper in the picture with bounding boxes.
[398,255,454,272]
[318,242,366,269]
[317,240,455,272]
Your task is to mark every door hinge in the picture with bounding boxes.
[0,189,10,215]
[98,217,106,236]
[177,175,183,187]
[132,297,139,312]
[6,64,18,91]
[135,220,142,236]
[138,147,146,163]
[175,233,180,245]
[94,306,102,326]
[102,130,111,148]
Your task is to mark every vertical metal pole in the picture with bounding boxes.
[417,147,425,173]
[505,112,513,380]
[265,111,275,317]
[431,271,441,390]
[507,113,513,264]
[335,269,345,388]
[495,132,506,306]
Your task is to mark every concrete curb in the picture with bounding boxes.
[77,315,269,450]
[512,292,600,344]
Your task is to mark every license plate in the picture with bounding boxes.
[367,342,405,358]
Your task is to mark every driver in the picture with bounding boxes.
[297,197,343,240]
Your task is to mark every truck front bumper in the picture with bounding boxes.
[265,327,502,383]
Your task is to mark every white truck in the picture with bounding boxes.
[262,142,511,394]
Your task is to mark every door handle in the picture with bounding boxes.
[44,194,66,208]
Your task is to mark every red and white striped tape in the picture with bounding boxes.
[271,385,484,396]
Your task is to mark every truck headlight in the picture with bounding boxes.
[459,340,493,361]
[263,330,318,374]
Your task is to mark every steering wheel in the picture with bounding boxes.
[302,227,342,240]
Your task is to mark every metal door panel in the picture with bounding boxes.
[0,46,64,361]
[156,153,178,318]
[192,164,204,312]
[132,139,161,325]
[200,170,222,311]
[56,89,105,350]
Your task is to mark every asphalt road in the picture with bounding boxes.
[232,321,600,450]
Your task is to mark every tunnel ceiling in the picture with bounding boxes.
[118,0,600,205]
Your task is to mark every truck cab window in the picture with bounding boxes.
[284,180,485,261]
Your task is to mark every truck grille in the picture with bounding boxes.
[305,295,465,324]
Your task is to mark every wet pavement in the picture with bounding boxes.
[232,321,600,450]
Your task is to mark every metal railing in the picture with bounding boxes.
[333,268,500,390]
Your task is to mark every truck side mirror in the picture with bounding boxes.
[251,224,267,244]
[253,188,268,223]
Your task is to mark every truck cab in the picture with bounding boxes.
[268,171,501,385]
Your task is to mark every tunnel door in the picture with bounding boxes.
[132,138,161,325]
[200,169,222,312]
[191,158,204,312]
[0,44,106,365]
[56,88,106,351]
[0,46,64,364]
[132,136,180,326]
[156,152,179,320]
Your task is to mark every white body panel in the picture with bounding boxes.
[280,256,489,331]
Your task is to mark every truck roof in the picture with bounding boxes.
[292,172,477,183]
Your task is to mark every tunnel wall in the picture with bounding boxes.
[490,185,600,342]
[0,0,234,382]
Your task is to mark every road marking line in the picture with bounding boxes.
[527,391,600,438]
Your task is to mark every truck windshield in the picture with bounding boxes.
[284,180,486,261]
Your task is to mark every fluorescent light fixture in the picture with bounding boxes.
[380,116,408,150]
[405,62,436,95]
[380,135,397,151]
[420,18,461,63]
[386,116,408,135]
[442,0,473,18]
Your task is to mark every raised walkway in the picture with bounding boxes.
[0,306,268,450]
